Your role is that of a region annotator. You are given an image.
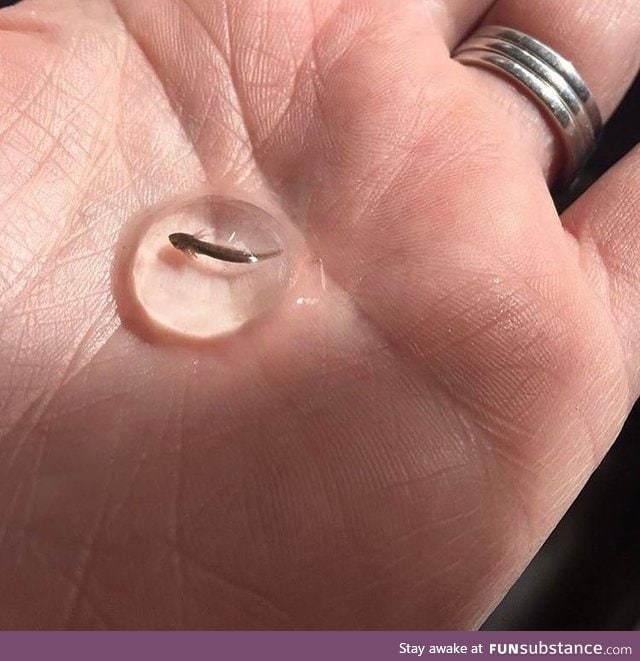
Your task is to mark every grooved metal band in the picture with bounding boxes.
[453,26,602,186]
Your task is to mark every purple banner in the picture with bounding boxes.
[0,631,638,661]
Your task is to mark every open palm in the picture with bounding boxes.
[1,0,639,629]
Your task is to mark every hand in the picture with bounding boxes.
[1,0,639,629]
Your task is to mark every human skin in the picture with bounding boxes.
[1,0,640,629]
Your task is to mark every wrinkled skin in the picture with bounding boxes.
[1,0,640,629]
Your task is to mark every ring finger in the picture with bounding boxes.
[455,0,640,182]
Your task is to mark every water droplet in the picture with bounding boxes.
[318,258,327,291]
[295,296,320,307]
[114,193,297,342]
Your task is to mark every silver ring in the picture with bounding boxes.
[453,26,602,186]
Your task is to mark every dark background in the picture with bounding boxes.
[0,0,638,632]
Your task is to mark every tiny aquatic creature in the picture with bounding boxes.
[168,232,282,264]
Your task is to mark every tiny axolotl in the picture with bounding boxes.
[168,232,282,264]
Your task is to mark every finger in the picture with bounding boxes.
[114,0,453,180]
[457,1,640,180]
[562,140,640,393]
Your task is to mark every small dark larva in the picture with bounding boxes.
[168,232,282,264]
